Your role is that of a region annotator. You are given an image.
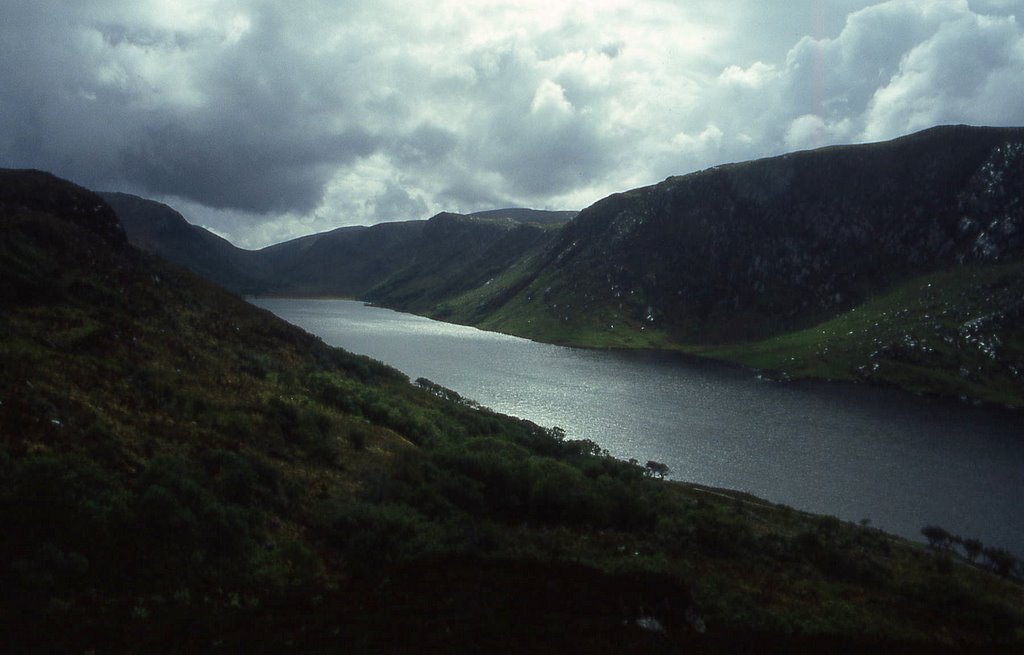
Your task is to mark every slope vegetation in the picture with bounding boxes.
[436,126,1024,405]
[3,169,1023,652]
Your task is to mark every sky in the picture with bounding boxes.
[2,0,1023,248]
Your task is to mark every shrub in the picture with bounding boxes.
[961,537,983,563]
[328,501,443,568]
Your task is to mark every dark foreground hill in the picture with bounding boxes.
[2,168,1023,652]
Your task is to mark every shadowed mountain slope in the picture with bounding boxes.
[105,198,573,300]
[256,220,426,297]
[3,168,1023,652]
[101,126,1024,404]
[100,191,268,294]
[478,125,1024,343]
[433,126,1024,405]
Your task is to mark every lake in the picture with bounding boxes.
[252,298,1024,554]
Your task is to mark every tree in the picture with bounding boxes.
[645,460,670,479]
[961,537,983,563]
[982,546,1019,579]
[921,525,952,549]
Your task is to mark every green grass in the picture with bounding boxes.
[443,257,1024,408]
[699,262,1024,407]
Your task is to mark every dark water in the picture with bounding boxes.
[253,298,1024,554]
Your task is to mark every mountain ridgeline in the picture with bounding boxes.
[109,125,1024,405]
[524,125,1024,343]
[103,192,575,300]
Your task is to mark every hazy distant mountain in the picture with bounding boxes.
[105,199,574,299]
[255,221,426,297]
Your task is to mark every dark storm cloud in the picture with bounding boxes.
[0,0,386,214]
[1,0,1023,247]
[122,122,378,214]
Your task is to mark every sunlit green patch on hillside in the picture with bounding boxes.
[454,258,1024,408]
[700,262,1024,407]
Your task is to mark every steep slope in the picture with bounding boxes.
[469,207,578,225]
[103,197,573,300]
[449,125,1024,404]
[484,125,1024,340]
[100,191,269,294]
[363,212,561,313]
[251,211,561,301]
[3,168,1023,652]
[257,220,425,297]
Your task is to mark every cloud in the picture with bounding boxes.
[1,0,1022,247]
[646,0,1024,177]
[862,4,1024,139]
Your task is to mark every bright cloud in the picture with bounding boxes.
[1,0,1022,247]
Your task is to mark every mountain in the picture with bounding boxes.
[404,126,1024,406]
[256,220,426,297]
[478,125,1024,343]
[103,126,1024,405]
[256,208,573,300]
[104,198,574,301]
[361,212,563,314]
[100,191,269,294]
[468,207,578,225]
[4,168,1023,652]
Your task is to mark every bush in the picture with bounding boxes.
[328,501,444,568]
[126,456,261,585]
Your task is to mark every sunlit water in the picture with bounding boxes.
[253,298,1024,554]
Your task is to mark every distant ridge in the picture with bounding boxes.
[103,200,576,299]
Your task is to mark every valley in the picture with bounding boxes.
[3,164,1023,652]
[113,125,1024,407]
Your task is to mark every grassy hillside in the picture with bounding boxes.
[365,213,561,317]
[3,169,1024,652]
[701,262,1024,406]
[404,126,1024,407]
[259,220,426,298]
